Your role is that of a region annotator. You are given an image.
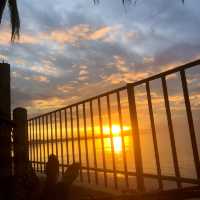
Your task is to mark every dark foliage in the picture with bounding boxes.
[0,0,20,41]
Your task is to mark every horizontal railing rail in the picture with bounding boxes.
[28,59,200,192]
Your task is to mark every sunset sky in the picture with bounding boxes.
[0,0,200,116]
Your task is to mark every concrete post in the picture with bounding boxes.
[0,63,11,177]
[13,108,29,176]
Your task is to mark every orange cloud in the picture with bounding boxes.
[0,24,132,47]
[89,26,113,40]
[0,31,11,45]
[46,24,121,45]
[30,98,66,113]
[0,29,40,45]
[48,24,90,44]
[103,71,151,84]
[24,75,49,83]
[57,85,74,93]
[33,76,49,83]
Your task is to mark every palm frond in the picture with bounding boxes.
[8,0,20,41]
[0,0,7,23]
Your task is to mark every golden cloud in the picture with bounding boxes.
[103,71,151,84]
[31,97,66,110]
[0,23,135,47]
[89,26,113,40]
[0,29,40,45]
[57,85,74,93]
[46,24,122,45]
[32,76,49,83]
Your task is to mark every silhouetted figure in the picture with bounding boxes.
[40,154,80,200]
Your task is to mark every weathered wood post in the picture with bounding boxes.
[0,62,12,177]
[13,108,29,176]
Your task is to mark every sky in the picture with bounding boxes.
[0,0,200,117]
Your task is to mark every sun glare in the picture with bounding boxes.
[102,125,130,136]
[113,136,122,153]
[102,125,130,153]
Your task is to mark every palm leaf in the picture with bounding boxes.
[0,0,7,23]
[8,0,20,41]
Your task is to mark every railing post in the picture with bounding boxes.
[127,83,145,192]
[13,108,29,176]
[0,62,11,177]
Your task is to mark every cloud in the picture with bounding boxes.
[102,71,151,84]
[57,84,74,93]
[79,69,88,76]
[31,75,50,83]
[40,24,122,46]
[0,28,41,45]
[79,65,88,70]
[30,97,66,112]
[108,55,129,72]
[30,64,59,77]
[78,75,88,81]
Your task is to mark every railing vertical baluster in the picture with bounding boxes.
[76,105,83,181]
[42,116,46,171]
[64,109,69,165]
[107,95,118,189]
[35,119,39,171]
[146,81,163,190]
[46,115,50,159]
[32,120,35,170]
[54,112,58,157]
[98,97,107,187]
[29,121,32,167]
[50,113,54,154]
[180,70,200,179]
[83,103,91,183]
[162,77,181,188]
[39,117,42,172]
[70,107,75,163]
[117,91,129,188]
[34,119,37,170]
[127,84,145,192]
[59,111,64,175]
[90,101,98,185]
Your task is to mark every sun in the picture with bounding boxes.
[113,136,122,153]
[111,125,121,135]
[95,124,130,153]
